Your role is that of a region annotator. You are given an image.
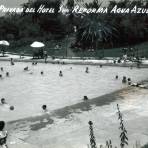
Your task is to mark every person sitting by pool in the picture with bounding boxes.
[42,105,47,112]
[59,71,63,77]
[6,72,9,77]
[24,66,29,71]
[1,98,6,105]
[85,67,89,73]
[0,121,8,148]
[0,67,3,72]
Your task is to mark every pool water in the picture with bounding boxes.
[0,61,148,122]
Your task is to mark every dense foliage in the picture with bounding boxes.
[0,0,148,52]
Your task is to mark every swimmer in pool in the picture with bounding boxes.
[115,75,118,79]
[0,67,3,72]
[59,71,63,77]
[42,105,47,112]
[6,72,9,77]
[1,98,6,105]
[85,67,89,73]
[24,67,29,71]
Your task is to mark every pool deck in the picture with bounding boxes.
[0,54,148,68]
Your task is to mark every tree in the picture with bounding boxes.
[75,15,117,50]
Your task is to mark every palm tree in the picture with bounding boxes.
[76,16,117,50]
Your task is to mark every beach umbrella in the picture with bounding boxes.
[0,40,10,46]
[30,41,45,48]
[0,40,10,56]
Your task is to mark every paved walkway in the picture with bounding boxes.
[1,53,148,67]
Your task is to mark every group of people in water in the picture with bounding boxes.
[0,58,16,79]
[85,65,103,73]
[115,74,145,88]
[115,75,132,85]
[1,98,14,111]
[0,67,10,78]
[24,65,64,77]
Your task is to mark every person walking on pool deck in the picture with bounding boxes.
[0,121,8,148]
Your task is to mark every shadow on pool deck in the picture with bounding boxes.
[8,86,134,131]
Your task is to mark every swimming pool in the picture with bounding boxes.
[0,61,148,122]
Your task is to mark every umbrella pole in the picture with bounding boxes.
[2,48,5,57]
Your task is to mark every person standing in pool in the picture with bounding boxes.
[59,71,63,77]
[0,121,8,148]
[0,68,3,72]
[85,67,89,73]
[10,58,14,66]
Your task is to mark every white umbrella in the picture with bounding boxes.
[30,41,45,48]
[0,40,10,46]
